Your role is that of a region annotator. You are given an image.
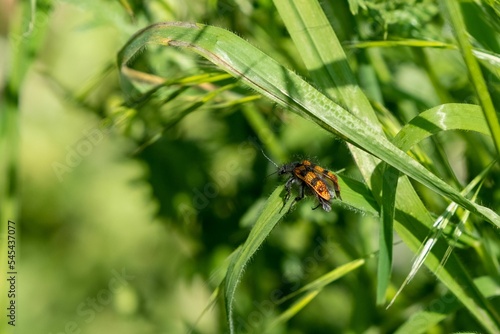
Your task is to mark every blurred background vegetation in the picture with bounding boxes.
[1,0,499,333]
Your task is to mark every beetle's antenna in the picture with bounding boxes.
[266,170,278,178]
[260,147,279,168]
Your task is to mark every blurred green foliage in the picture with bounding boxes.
[1,0,499,333]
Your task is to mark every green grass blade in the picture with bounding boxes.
[337,175,380,216]
[347,40,500,67]
[349,39,456,49]
[273,0,377,124]
[388,201,458,309]
[394,276,500,334]
[394,103,490,152]
[390,161,493,308]
[267,258,366,330]
[240,103,288,163]
[277,258,367,304]
[378,164,397,304]
[440,0,500,155]
[268,290,321,332]
[223,185,291,333]
[438,185,482,272]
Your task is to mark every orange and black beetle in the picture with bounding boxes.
[278,160,341,212]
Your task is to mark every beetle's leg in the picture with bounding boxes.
[284,177,294,202]
[281,177,295,212]
[295,181,305,202]
[330,175,341,200]
[283,181,305,213]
